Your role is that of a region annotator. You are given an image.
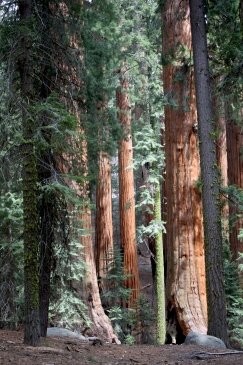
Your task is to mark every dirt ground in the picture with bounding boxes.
[1,330,243,365]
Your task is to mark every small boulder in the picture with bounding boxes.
[184,331,226,349]
[47,327,87,341]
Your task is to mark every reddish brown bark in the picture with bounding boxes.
[53,2,119,343]
[213,79,228,188]
[95,152,114,282]
[162,0,207,336]
[117,67,140,307]
[226,105,243,260]
[60,106,119,343]
[227,0,243,287]
[212,77,229,238]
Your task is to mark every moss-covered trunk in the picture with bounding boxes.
[18,0,40,346]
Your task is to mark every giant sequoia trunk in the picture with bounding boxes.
[162,0,207,337]
[95,152,114,285]
[52,2,119,342]
[189,0,228,344]
[226,103,243,288]
[212,78,228,236]
[63,133,118,342]
[117,67,140,307]
[226,116,243,250]
[225,2,243,268]
[212,79,228,188]
[18,0,40,346]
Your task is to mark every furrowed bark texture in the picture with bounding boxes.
[162,0,207,336]
[18,0,40,346]
[226,102,243,288]
[81,196,117,343]
[117,68,140,307]
[228,0,243,288]
[54,2,119,341]
[189,0,228,344]
[212,78,228,236]
[60,105,119,343]
[95,152,114,282]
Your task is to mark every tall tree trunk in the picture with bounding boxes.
[225,101,243,283]
[95,152,114,286]
[212,77,228,236]
[213,78,228,189]
[189,0,228,344]
[117,67,140,307]
[64,131,119,342]
[51,3,119,340]
[224,0,243,268]
[162,0,207,337]
[38,150,55,337]
[240,0,243,36]
[154,185,166,345]
[18,0,40,346]
[81,203,117,342]
[0,162,16,328]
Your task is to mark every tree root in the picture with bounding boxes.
[190,350,243,360]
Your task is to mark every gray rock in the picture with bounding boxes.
[47,327,87,341]
[184,331,226,349]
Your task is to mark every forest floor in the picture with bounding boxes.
[1,329,243,365]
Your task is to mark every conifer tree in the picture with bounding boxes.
[154,185,166,344]
[17,0,40,346]
[96,151,114,284]
[207,0,243,278]
[189,0,228,344]
[161,0,207,337]
[117,65,140,307]
[53,1,119,342]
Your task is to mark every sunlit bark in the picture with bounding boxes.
[95,152,114,285]
[162,0,207,337]
[117,66,140,307]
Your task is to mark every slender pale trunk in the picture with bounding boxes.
[162,0,207,337]
[154,186,166,344]
[189,0,228,344]
[18,0,40,346]
[117,67,140,307]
